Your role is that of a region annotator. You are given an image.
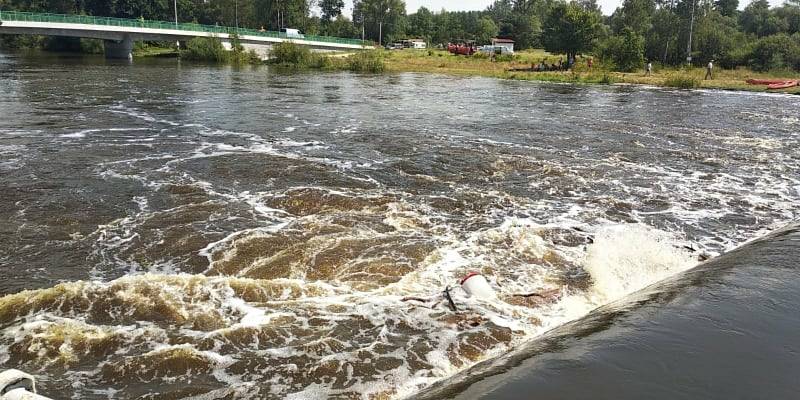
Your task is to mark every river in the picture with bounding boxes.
[0,51,798,399]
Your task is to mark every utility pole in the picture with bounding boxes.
[379,21,382,46]
[235,0,239,30]
[686,0,695,64]
[174,0,179,49]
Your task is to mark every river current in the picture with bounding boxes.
[0,52,798,399]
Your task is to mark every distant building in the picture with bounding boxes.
[491,38,514,54]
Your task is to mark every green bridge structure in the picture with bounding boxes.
[0,11,372,59]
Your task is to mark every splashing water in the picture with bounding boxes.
[1,57,799,399]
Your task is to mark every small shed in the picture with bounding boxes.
[491,38,515,54]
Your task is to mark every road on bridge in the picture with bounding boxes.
[0,11,371,59]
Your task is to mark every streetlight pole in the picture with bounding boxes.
[686,0,695,65]
[174,0,179,49]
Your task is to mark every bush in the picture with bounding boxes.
[228,33,261,64]
[230,49,262,64]
[0,34,47,50]
[269,41,329,68]
[183,36,228,62]
[472,51,490,59]
[80,38,104,54]
[748,33,800,71]
[598,28,645,72]
[718,39,755,69]
[663,75,701,88]
[495,54,514,62]
[346,50,385,72]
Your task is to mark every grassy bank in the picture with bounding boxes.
[133,43,178,58]
[382,49,800,94]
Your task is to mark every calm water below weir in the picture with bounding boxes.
[0,52,798,399]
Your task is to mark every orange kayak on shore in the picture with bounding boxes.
[746,78,787,85]
[746,78,799,89]
[767,80,799,90]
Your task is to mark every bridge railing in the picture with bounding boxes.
[0,11,374,47]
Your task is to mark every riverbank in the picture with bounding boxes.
[382,49,800,94]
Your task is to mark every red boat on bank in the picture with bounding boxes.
[746,78,799,90]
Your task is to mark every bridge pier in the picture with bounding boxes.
[104,36,133,60]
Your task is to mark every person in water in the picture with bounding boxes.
[705,60,714,80]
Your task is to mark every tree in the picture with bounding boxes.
[775,5,800,35]
[740,0,785,37]
[599,27,645,71]
[646,7,681,63]
[322,14,359,37]
[320,0,345,23]
[542,1,602,61]
[611,0,656,35]
[253,0,314,31]
[693,11,738,64]
[353,0,406,44]
[475,17,500,44]
[714,0,738,18]
[406,6,435,41]
[748,33,800,70]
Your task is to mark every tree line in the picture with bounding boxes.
[1,0,799,71]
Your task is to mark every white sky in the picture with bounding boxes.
[343,0,786,17]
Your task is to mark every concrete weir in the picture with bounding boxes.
[104,36,133,59]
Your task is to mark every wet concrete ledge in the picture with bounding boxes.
[417,223,800,400]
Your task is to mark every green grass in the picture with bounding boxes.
[663,75,701,89]
[133,45,178,58]
[379,49,800,93]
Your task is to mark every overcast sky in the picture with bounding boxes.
[343,0,786,17]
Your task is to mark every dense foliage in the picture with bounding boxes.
[1,0,799,71]
[183,36,228,62]
[270,40,329,67]
[269,41,383,71]
[597,27,645,71]
[182,34,260,64]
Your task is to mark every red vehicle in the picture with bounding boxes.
[447,41,477,56]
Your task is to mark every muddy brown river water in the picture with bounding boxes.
[0,51,798,399]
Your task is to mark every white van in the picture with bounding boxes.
[280,28,304,39]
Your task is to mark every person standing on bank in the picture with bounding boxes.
[645,61,652,76]
[705,59,714,80]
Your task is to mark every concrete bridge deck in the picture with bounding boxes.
[0,11,371,59]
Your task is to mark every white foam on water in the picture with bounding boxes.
[3,83,799,400]
[108,104,180,126]
[584,225,695,302]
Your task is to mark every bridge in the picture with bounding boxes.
[0,11,371,59]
